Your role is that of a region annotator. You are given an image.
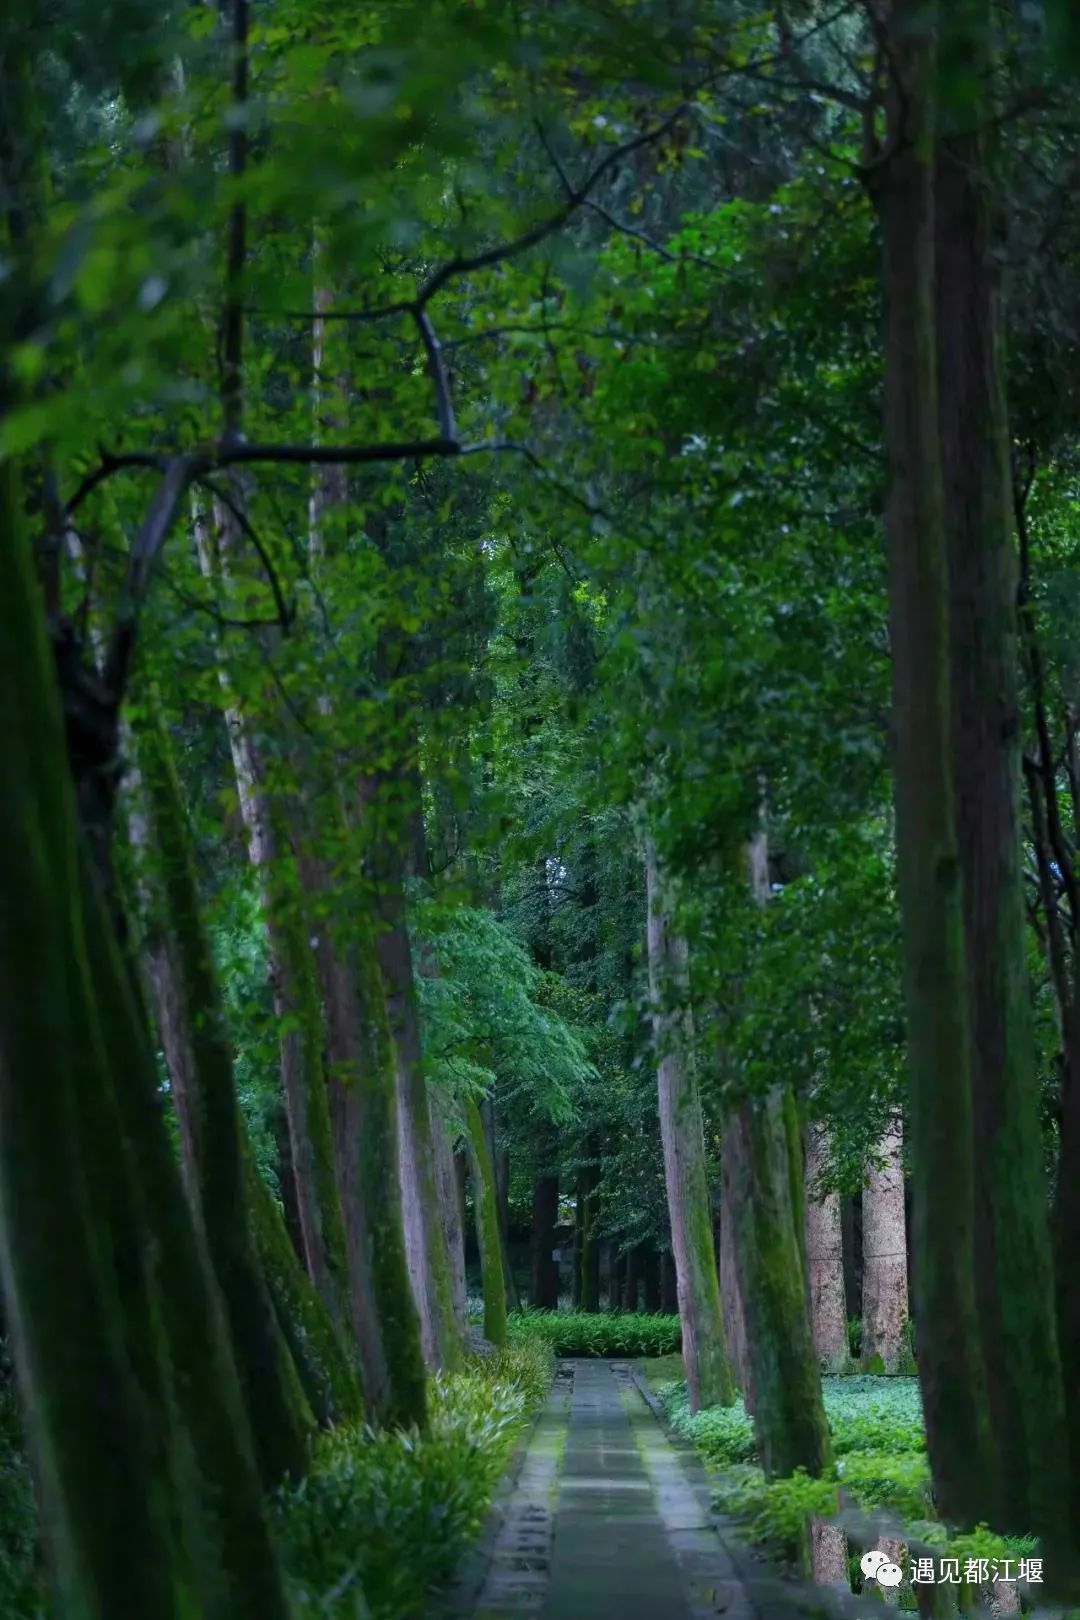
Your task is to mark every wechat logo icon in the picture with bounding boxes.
[861,1549,904,1588]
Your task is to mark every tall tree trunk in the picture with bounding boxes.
[578,1143,602,1312]
[644,836,734,1411]
[726,829,828,1474]
[660,1248,678,1315]
[610,1248,626,1312]
[465,1098,508,1348]
[861,1116,909,1373]
[623,1243,642,1312]
[867,0,992,1524]
[0,459,292,1620]
[936,1,1069,1542]
[312,918,427,1428]
[530,1172,561,1309]
[194,509,348,1329]
[642,1245,661,1313]
[433,1096,467,1336]
[804,1124,848,1372]
[374,861,463,1369]
[132,707,314,1483]
[719,1138,753,1407]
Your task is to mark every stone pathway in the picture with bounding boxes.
[468,1360,757,1620]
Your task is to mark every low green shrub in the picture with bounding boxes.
[658,1383,757,1466]
[824,1377,924,1457]
[508,1308,681,1358]
[276,1337,553,1619]
[834,1450,933,1520]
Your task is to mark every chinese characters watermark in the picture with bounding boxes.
[860,1550,1043,1587]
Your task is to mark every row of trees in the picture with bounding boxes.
[5,0,1080,1613]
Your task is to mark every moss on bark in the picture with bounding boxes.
[465,1097,508,1348]
[136,705,314,1485]
[726,1090,831,1479]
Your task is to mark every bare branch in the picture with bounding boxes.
[415,309,457,440]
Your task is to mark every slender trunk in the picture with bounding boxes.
[433,1097,467,1336]
[623,1243,642,1312]
[642,1245,661,1313]
[133,708,313,1483]
[578,1144,602,1312]
[720,1137,753,1407]
[660,1248,678,1315]
[862,1116,909,1373]
[465,1098,508,1348]
[530,1173,561,1309]
[866,0,992,1522]
[937,8,1068,1537]
[485,1105,518,1311]
[194,508,348,1327]
[611,1249,626,1312]
[804,1124,848,1372]
[644,836,733,1411]
[571,1180,583,1307]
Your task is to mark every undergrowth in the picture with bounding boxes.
[508,1308,681,1358]
[2,1336,553,1620]
[276,1336,554,1618]
[656,1373,1036,1597]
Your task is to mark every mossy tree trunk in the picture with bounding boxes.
[804,1123,848,1373]
[936,0,1070,1544]
[867,0,993,1524]
[861,1116,909,1373]
[132,706,314,1484]
[465,1098,508,1348]
[725,1090,831,1477]
[725,829,829,1475]
[375,860,464,1369]
[194,507,350,1331]
[433,1094,468,1337]
[644,836,734,1412]
[303,892,427,1430]
[0,458,293,1620]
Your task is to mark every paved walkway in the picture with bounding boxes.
[468,1361,756,1620]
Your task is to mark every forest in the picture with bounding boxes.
[3,1,1080,1617]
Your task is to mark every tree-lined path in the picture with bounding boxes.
[469,1363,756,1620]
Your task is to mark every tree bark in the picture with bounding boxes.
[465,1098,508,1348]
[804,1124,848,1372]
[374,862,463,1369]
[862,1116,909,1373]
[642,1245,661,1313]
[866,0,992,1524]
[433,1096,467,1336]
[0,459,292,1620]
[726,828,829,1473]
[193,507,348,1328]
[132,708,314,1483]
[660,1248,678,1315]
[936,2,1069,1541]
[644,836,734,1411]
[623,1243,642,1312]
[530,1173,561,1309]
[578,1144,602,1312]
[719,1140,752,1406]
